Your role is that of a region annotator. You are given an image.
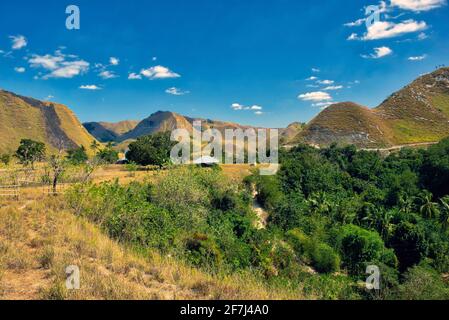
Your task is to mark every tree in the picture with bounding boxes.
[0,154,11,166]
[126,132,176,167]
[67,145,88,165]
[48,152,67,195]
[439,197,449,232]
[97,146,119,164]
[419,192,440,219]
[90,140,100,153]
[15,139,46,169]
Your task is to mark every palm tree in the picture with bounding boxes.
[399,194,415,215]
[419,192,440,219]
[439,197,449,231]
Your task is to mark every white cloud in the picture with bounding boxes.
[323,85,343,91]
[140,65,180,79]
[254,111,264,115]
[99,70,118,79]
[231,103,244,110]
[14,67,26,73]
[347,33,360,40]
[363,20,427,40]
[408,54,427,61]
[9,35,27,50]
[390,0,446,11]
[306,76,318,81]
[128,72,142,80]
[29,54,64,70]
[317,79,334,85]
[44,95,54,101]
[312,101,335,109]
[418,32,429,40]
[28,51,89,79]
[232,103,263,112]
[109,57,120,66]
[165,87,190,96]
[312,68,320,73]
[362,46,393,59]
[344,18,366,27]
[298,91,332,102]
[80,85,101,90]
[47,60,89,79]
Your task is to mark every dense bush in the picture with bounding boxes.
[65,136,449,300]
[126,132,176,167]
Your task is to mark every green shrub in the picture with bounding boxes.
[311,243,340,274]
[338,225,390,276]
[186,233,223,270]
[395,265,449,300]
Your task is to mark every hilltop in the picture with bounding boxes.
[0,90,97,154]
[83,120,139,142]
[297,67,449,148]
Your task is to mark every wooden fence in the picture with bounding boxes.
[0,185,20,200]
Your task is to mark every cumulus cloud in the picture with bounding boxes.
[362,46,393,59]
[317,79,334,85]
[9,35,27,50]
[109,57,119,65]
[165,87,190,96]
[390,0,446,11]
[128,72,142,80]
[344,18,366,27]
[231,103,263,114]
[231,103,244,110]
[140,65,180,79]
[99,70,118,79]
[312,101,336,109]
[14,67,26,73]
[323,85,343,91]
[408,54,427,60]
[306,76,318,81]
[363,20,427,40]
[28,50,89,79]
[79,85,101,90]
[298,91,332,102]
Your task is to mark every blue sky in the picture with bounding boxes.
[0,0,448,128]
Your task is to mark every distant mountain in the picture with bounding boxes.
[83,120,139,142]
[296,67,449,148]
[85,111,277,143]
[0,89,97,154]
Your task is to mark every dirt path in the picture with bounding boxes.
[283,141,438,151]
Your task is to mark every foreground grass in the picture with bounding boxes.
[0,197,307,300]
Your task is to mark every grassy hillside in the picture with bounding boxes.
[299,102,394,148]
[0,90,97,155]
[296,67,449,148]
[83,121,139,142]
[0,196,304,300]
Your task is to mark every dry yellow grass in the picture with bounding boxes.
[0,173,307,300]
